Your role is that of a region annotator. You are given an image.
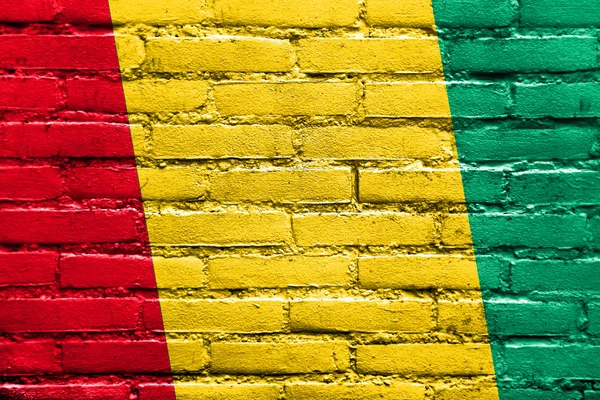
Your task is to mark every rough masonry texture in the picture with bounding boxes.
[0,0,598,399]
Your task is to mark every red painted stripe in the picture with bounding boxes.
[0,123,136,159]
[0,252,58,287]
[0,0,175,397]
[0,36,119,70]
[0,385,130,400]
[0,77,61,110]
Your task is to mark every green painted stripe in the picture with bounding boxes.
[433,0,600,397]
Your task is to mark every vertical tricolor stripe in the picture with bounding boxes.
[0,0,175,398]
[109,0,499,397]
[433,0,600,396]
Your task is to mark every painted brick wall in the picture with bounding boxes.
[0,1,175,399]
[0,0,598,399]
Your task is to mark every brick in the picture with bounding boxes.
[65,168,140,199]
[66,79,126,113]
[210,168,352,203]
[461,169,505,203]
[152,124,295,159]
[293,212,435,247]
[159,299,284,332]
[214,0,358,27]
[438,300,488,334]
[207,255,350,289]
[0,209,140,244]
[0,77,60,110]
[356,344,494,375]
[475,255,505,290]
[515,83,600,118]
[446,83,510,118]
[137,384,176,400]
[0,252,57,286]
[434,0,516,28]
[486,301,580,336]
[439,388,581,400]
[109,0,211,25]
[468,214,589,248]
[587,303,600,335]
[142,300,169,332]
[166,340,209,372]
[502,389,582,400]
[123,80,210,113]
[511,170,600,205]
[62,341,171,373]
[586,391,600,400]
[441,214,472,246]
[521,0,600,27]
[139,384,279,400]
[435,385,499,400]
[153,256,204,288]
[285,382,426,400]
[301,126,451,160]
[446,37,597,73]
[456,126,599,162]
[211,341,349,374]
[365,83,450,117]
[114,35,146,69]
[593,218,600,249]
[147,37,292,72]
[0,167,62,200]
[0,298,140,332]
[0,123,136,159]
[504,344,600,378]
[0,35,122,70]
[60,254,156,289]
[297,38,441,73]
[359,169,464,203]
[0,341,60,375]
[147,211,290,246]
[0,0,56,22]
[0,385,130,400]
[214,82,358,116]
[366,0,434,27]
[511,259,600,292]
[358,255,490,290]
[60,0,113,24]
[290,298,433,333]
[138,167,207,200]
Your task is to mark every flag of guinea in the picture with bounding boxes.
[1,0,599,399]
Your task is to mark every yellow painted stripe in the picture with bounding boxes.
[109,0,499,397]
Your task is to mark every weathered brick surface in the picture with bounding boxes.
[1,0,596,398]
[207,255,350,289]
[146,37,293,72]
[356,344,495,375]
[213,0,359,28]
[0,1,174,397]
[139,383,279,400]
[158,299,285,332]
[289,298,434,332]
[285,382,426,400]
[210,341,350,374]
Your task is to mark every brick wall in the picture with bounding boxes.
[1,0,598,399]
[0,1,175,399]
